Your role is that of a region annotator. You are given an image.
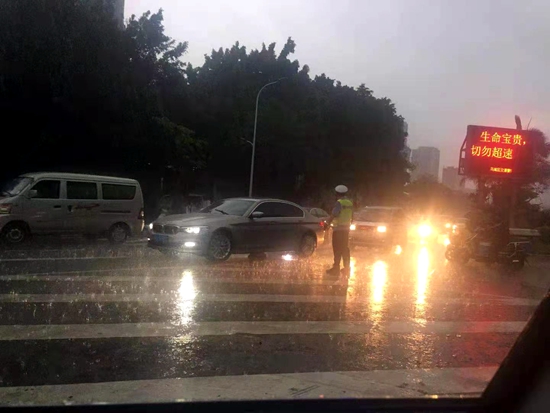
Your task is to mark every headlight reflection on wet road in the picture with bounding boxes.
[371,260,387,305]
[416,246,430,308]
[177,270,197,325]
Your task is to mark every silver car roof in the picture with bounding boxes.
[21,172,138,185]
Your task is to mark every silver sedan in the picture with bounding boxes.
[147,198,324,261]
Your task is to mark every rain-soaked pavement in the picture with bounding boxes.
[0,236,547,405]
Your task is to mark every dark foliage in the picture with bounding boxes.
[0,0,408,204]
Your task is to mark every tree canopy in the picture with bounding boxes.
[0,0,409,206]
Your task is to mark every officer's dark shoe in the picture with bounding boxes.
[325,267,340,277]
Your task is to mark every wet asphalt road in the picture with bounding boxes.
[0,236,546,404]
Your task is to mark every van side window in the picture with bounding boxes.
[31,180,60,199]
[67,181,98,200]
[102,184,136,200]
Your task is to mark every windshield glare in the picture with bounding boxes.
[200,199,255,216]
[1,177,32,197]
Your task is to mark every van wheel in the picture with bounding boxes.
[2,222,29,245]
[108,223,129,244]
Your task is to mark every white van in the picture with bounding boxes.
[0,172,144,244]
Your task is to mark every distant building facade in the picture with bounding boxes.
[112,0,124,27]
[442,166,460,190]
[411,146,440,181]
[101,0,124,28]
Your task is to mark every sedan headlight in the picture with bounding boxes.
[445,222,452,229]
[0,204,12,214]
[182,226,205,234]
[148,223,153,230]
[377,225,387,233]
[417,224,432,237]
[350,224,356,231]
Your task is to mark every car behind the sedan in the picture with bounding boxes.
[148,198,323,261]
[350,206,407,249]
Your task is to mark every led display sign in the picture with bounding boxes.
[460,125,534,178]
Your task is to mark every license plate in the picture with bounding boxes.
[152,234,169,244]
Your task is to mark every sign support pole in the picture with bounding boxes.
[509,116,522,228]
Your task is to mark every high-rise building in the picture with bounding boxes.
[112,0,124,27]
[411,146,440,181]
[442,166,460,190]
[101,0,124,28]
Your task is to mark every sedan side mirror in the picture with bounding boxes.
[28,189,38,199]
[250,211,264,219]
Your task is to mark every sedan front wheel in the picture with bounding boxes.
[206,231,232,261]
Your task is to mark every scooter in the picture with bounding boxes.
[445,224,527,270]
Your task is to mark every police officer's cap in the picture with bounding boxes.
[335,185,348,194]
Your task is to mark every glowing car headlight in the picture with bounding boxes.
[350,224,356,231]
[183,226,204,234]
[445,222,451,229]
[417,224,432,238]
[0,204,12,214]
[377,225,387,233]
[148,223,153,230]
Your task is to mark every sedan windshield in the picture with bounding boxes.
[355,209,396,222]
[1,177,32,197]
[200,199,255,216]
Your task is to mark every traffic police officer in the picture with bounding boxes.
[326,185,353,276]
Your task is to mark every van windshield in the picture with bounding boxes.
[1,177,33,197]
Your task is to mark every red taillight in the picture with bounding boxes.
[138,208,144,220]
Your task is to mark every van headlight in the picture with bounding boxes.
[350,224,356,231]
[182,226,206,234]
[377,225,387,233]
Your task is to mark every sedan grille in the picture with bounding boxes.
[164,225,179,235]
[152,224,180,234]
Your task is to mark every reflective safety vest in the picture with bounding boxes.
[333,198,353,229]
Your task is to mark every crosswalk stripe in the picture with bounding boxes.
[0,320,527,341]
[0,291,540,306]
[0,365,497,405]
[0,273,349,285]
[0,293,346,303]
[0,256,139,262]
[0,266,298,277]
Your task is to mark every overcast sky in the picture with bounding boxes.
[125,0,550,172]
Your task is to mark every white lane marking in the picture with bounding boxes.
[0,273,347,285]
[0,256,141,262]
[0,293,347,303]
[0,265,299,277]
[0,320,527,341]
[0,366,497,405]
[0,266,195,277]
[0,291,540,307]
